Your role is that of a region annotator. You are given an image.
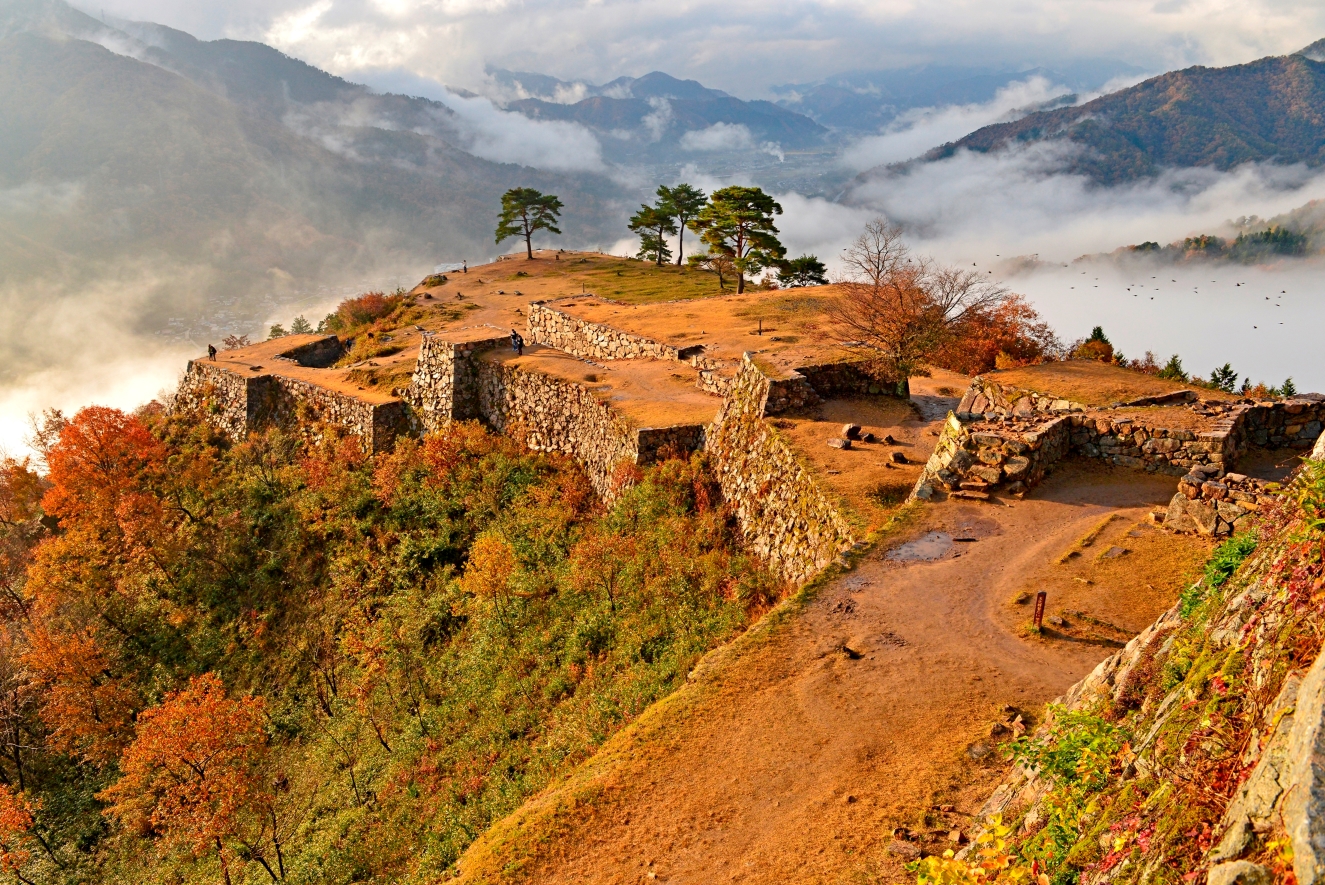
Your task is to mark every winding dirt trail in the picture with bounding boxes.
[458,386,1211,885]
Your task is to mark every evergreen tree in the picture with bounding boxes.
[628,205,678,266]
[1210,363,1238,393]
[290,316,313,335]
[777,255,828,288]
[1158,354,1187,382]
[656,184,706,266]
[1281,377,1297,396]
[689,186,786,294]
[495,188,563,259]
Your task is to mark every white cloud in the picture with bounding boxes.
[680,122,754,152]
[846,144,1325,261]
[841,76,1075,171]
[90,0,1325,99]
[430,90,606,172]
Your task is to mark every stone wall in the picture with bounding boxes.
[175,360,409,453]
[913,412,1073,499]
[473,359,705,499]
[1164,469,1280,537]
[527,301,683,362]
[928,377,1325,504]
[705,355,855,585]
[405,331,509,432]
[175,360,259,439]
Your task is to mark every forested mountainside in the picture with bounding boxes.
[0,404,775,884]
[912,49,1325,183]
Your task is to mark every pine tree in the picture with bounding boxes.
[777,255,828,288]
[688,186,786,294]
[628,205,678,266]
[495,188,563,259]
[656,184,706,266]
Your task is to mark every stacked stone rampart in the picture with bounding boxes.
[528,301,682,361]
[704,355,855,585]
[918,375,1324,536]
[915,413,1072,499]
[473,360,705,499]
[1164,469,1280,536]
[175,358,408,453]
[405,330,509,432]
[175,361,257,439]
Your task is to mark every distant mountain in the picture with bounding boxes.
[771,60,1142,132]
[490,69,827,161]
[0,0,625,357]
[912,47,1325,183]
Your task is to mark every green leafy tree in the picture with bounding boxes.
[777,254,828,288]
[1281,377,1298,396]
[628,205,677,266]
[1158,353,1188,382]
[688,186,786,294]
[1210,363,1238,393]
[495,188,564,259]
[656,184,706,266]
[267,325,287,340]
[289,316,312,335]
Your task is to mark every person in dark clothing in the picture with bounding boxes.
[510,329,524,355]
[462,260,467,273]
[207,344,217,361]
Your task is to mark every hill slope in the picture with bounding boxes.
[0,0,624,362]
[917,51,1325,183]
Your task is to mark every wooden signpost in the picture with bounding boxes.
[1034,591,1047,630]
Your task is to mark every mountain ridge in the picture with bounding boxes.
[908,49,1325,183]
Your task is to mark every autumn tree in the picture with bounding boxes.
[930,294,1060,375]
[100,673,275,885]
[628,204,677,266]
[495,188,563,259]
[688,186,786,293]
[0,784,34,885]
[825,218,1011,397]
[656,183,706,265]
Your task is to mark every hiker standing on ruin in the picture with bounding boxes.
[510,329,524,356]
[462,260,467,273]
[207,344,217,361]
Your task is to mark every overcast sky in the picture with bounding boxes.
[86,0,1325,97]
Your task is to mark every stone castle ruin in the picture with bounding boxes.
[176,282,885,585]
[175,258,1322,586]
[915,369,1324,537]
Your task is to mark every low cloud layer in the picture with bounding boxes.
[840,77,1075,172]
[88,0,1325,100]
[356,69,606,172]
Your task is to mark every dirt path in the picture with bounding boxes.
[458,386,1210,885]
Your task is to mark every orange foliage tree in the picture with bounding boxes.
[0,784,34,885]
[23,626,136,765]
[932,294,1061,375]
[99,674,274,884]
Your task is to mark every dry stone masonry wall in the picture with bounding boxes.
[704,355,856,585]
[176,358,408,453]
[528,301,684,362]
[918,373,1324,537]
[405,330,510,432]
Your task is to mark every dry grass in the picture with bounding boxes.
[987,361,1240,406]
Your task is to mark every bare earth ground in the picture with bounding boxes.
[456,420,1212,885]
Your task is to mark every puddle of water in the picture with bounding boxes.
[886,531,954,562]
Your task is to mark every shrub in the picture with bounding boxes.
[1179,532,1257,618]
[323,291,407,333]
